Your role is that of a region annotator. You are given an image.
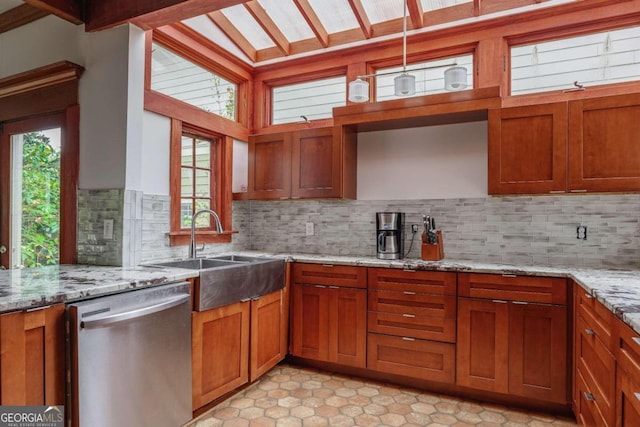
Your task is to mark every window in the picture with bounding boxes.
[511,26,640,95]
[272,76,347,124]
[169,122,230,245]
[151,43,237,120]
[375,54,474,101]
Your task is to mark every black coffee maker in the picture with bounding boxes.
[376,212,405,260]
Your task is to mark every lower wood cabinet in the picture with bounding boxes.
[290,263,367,368]
[0,304,65,405]
[192,289,286,411]
[616,315,640,426]
[456,273,568,404]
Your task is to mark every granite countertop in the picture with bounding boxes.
[1,253,639,336]
[0,265,199,313]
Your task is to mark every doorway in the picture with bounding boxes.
[0,113,72,269]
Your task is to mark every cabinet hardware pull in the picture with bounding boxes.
[634,392,640,402]
[402,314,416,318]
[570,189,588,193]
[492,300,508,304]
[583,392,596,402]
[314,285,327,289]
[501,274,517,278]
[403,291,416,295]
[321,264,334,267]
[279,196,289,199]
[240,297,252,302]
[631,337,640,346]
[585,329,596,336]
[402,269,416,272]
[290,196,300,199]
[402,337,415,341]
[26,305,49,312]
[549,191,565,194]
[328,286,339,289]
[584,293,594,299]
[512,301,528,305]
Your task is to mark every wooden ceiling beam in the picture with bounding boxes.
[85,0,251,32]
[243,1,290,55]
[407,0,424,29]
[23,0,83,24]
[293,0,329,48]
[347,0,373,39]
[207,11,258,62]
[0,4,50,34]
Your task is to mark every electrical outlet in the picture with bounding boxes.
[576,225,587,240]
[411,224,419,233]
[103,219,114,240]
[305,222,315,236]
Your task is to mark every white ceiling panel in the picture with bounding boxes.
[306,0,360,33]
[361,0,404,24]
[258,0,315,42]
[182,16,253,64]
[221,5,275,50]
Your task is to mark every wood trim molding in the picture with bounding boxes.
[0,4,49,34]
[0,61,84,100]
[23,0,83,25]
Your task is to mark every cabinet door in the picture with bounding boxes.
[291,127,340,199]
[568,93,640,192]
[330,287,367,368]
[192,302,250,410]
[488,103,567,195]
[508,302,568,404]
[290,284,330,361]
[248,132,291,199]
[250,290,286,381]
[457,298,509,393]
[0,304,65,405]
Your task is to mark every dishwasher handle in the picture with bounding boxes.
[80,294,190,330]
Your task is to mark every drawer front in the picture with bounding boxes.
[368,268,456,296]
[292,263,366,288]
[368,291,456,342]
[618,319,640,381]
[575,369,610,427]
[617,367,640,427]
[575,286,615,352]
[575,314,615,426]
[458,273,567,304]
[367,333,455,384]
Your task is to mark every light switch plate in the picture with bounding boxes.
[103,219,114,240]
[305,222,314,236]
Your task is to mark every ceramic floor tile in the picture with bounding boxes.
[187,364,577,427]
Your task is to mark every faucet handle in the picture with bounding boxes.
[195,243,205,256]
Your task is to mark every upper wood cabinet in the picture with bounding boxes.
[248,126,356,200]
[489,92,640,195]
[568,93,640,192]
[488,103,567,195]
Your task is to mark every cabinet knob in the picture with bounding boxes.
[584,392,596,402]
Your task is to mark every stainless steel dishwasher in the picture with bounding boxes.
[68,282,192,427]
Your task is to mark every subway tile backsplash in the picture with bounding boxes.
[81,191,640,269]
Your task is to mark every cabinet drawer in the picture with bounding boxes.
[292,263,366,288]
[367,333,455,384]
[617,365,640,426]
[575,286,615,352]
[617,319,640,380]
[458,273,567,304]
[575,369,610,427]
[368,268,456,296]
[576,314,615,426]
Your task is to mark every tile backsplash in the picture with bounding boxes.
[80,191,640,269]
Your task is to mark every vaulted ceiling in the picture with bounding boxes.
[2,0,585,66]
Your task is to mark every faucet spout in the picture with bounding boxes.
[189,209,224,258]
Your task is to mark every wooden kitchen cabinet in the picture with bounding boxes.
[568,93,640,192]
[0,304,65,406]
[192,288,287,410]
[248,126,356,200]
[367,268,457,384]
[290,263,367,368]
[616,316,640,426]
[573,284,616,426]
[456,273,569,404]
[488,102,567,195]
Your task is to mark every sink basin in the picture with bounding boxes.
[148,255,285,311]
[150,258,239,270]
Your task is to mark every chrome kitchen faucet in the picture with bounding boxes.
[189,209,223,258]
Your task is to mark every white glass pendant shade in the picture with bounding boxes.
[348,78,369,102]
[394,73,416,96]
[444,66,468,91]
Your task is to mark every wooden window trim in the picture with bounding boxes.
[168,119,232,247]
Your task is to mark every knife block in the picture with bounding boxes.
[421,231,444,261]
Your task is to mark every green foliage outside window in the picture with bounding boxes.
[20,132,60,267]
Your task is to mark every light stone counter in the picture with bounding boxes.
[0,265,198,313]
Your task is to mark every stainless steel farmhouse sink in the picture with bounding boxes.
[149,255,285,311]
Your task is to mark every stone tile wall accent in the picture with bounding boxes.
[77,189,124,266]
[246,195,640,269]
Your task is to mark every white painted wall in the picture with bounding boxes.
[233,140,249,193]
[141,111,171,195]
[357,121,488,200]
[0,16,82,79]
[125,25,147,191]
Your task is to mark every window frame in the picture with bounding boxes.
[168,120,232,246]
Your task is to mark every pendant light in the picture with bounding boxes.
[394,0,415,97]
[444,66,468,91]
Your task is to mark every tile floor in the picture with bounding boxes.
[187,363,578,427]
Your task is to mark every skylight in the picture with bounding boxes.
[258,0,315,42]
[361,0,404,25]
[306,0,360,33]
[421,0,472,12]
[221,5,275,50]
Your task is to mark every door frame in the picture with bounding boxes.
[0,107,78,267]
